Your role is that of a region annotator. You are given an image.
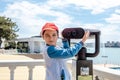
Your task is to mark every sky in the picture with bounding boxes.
[0,0,120,42]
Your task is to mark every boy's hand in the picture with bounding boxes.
[81,30,90,43]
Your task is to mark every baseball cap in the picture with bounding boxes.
[41,22,59,35]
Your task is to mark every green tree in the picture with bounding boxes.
[0,16,19,47]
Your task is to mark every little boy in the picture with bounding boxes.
[41,22,89,80]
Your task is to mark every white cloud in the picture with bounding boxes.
[75,23,120,42]
[66,0,120,14]
[115,9,120,14]
[1,1,73,38]
[1,1,45,37]
[100,24,120,42]
[0,0,120,42]
[105,14,120,24]
[105,9,120,24]
[46,0,68,8]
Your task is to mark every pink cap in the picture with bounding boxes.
[41,23,59,35]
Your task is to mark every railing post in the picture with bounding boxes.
[28,66,35,80]
[9,66,16,80]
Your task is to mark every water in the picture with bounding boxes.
[70,39,120,65]
[87,47,120,65]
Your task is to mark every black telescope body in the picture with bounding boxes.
[62,27,100,80]
[62,28,100,59]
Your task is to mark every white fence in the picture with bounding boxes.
[0,54,120,80]
[0,59,44,80]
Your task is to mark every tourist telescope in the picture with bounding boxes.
[62,28,100,80]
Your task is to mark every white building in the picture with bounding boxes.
[15,36,45,53]
[15,36,62,53]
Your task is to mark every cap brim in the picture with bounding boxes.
[43,28,56,31]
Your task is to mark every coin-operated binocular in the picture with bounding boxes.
[62,28,100,80]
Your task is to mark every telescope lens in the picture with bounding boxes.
[62,28,85,39]
[72,31,76,37]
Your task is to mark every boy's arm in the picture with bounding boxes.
[62,38,69,48]
[47,41,83,58]
[47,30,89,58]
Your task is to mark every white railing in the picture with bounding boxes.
[0,54,120,80]
[0,59,44,80]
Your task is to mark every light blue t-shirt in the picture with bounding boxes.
[42,40,83,80]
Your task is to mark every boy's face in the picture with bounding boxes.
[42,30,58,46]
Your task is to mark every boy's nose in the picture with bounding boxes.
[49,36,53,40]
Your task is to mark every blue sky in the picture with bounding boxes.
[0,0,120,42]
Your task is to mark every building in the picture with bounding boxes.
[13,36,62,53]
[15,36,45,53]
